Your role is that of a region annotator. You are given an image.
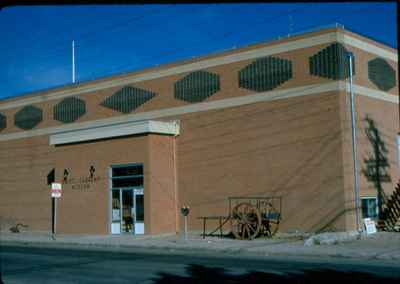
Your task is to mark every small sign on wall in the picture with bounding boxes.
[51,183,62,198]
[363,218,377,235]
[112,209,120,221]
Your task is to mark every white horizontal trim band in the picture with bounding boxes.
[0,31,396,110]
[344,83,399,104]
[0,82,396,143]
[49,120,180,145]
[342,34,398,62]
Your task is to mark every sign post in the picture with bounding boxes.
[51,183,62,239]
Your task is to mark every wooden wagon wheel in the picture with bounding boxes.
[230,202,261,240]
[262,205,281,237]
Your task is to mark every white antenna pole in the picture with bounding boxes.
[288,15,294,36]
[72,40,76,83]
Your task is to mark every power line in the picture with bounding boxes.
[2,4,312,84]
[0,3,391,96]
[81,4,315,81]
[0,5,214,82]
[42,4,243,75]
[82,2,387,81]
[288,2,389,39]
[0,6,164,56]
[2,4,221,63]
[0,10,168,89]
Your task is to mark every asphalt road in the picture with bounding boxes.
[1,245,400,284]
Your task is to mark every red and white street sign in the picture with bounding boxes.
[51,183,62,198]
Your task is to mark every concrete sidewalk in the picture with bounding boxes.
[1,230,399,262]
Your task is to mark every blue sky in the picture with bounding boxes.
[0,2,397,100]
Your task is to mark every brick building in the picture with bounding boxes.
[0,26,398,235]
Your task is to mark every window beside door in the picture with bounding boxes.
[361,197,378,221]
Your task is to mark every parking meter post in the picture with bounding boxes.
[184,215,188,241]
[180,205,190,241]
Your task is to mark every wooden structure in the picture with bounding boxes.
[378,183,400,232]
[198,196,282,240]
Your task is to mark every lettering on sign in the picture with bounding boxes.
[51,183,62,198]
[62,165,101,190]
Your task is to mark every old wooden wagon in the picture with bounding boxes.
[198,196,282,240]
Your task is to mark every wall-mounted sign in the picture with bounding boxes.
[51,183,62,198]
[112,209,121,221]
[62,165,102,190]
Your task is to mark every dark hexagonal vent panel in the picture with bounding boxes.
[239,56,293,92]
[101,86,157,113]
[174,70,220,103]
[309,43,355,80]
[368,58,396,91]
[54,97,86,123]
[0,112,6,132]
[14,105,43,130]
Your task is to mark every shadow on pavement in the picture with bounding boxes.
[152,264,399,284]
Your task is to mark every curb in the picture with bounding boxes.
[2,238,399,262]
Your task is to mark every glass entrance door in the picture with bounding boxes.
[111,188,144,234]
[110,163,145,235]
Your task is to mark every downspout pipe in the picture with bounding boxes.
[348,52,361,232]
